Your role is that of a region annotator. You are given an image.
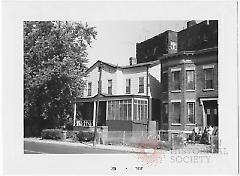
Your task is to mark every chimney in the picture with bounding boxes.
[129,57,137,65]
[187,20,197,28]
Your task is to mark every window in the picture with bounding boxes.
[139,77,144,93]
[126,79,131,94]
[186,70,195,90]
[87,82,92,96]
[172,71,181,91]
[108,80,112,95]
[133,99,148,121]
[172,102,180,123]
[187,102,195,124]
[170,41,177,50]
[98,80,102,93]
[162,103,168,123]
[107,100,132,121]
[162,72,168,92]
[204,68,213,89]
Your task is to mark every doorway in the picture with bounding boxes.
[203,100,218,127]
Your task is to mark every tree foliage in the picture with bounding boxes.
[24,21,97,135]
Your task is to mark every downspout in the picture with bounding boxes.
[146,65,150,133]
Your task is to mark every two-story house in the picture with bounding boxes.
[73,58,161,132]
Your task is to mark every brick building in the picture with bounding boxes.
[178,20,218,51]
[160,47,218,137]
[136,30,178,64]
[136,20,218,64]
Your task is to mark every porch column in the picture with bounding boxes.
[106,101,108,121]
[73,103,77,126]
[93,101,96,126]
[200,100,206,129]
[131,98,134,121]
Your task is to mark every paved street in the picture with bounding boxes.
[24,141,133,154]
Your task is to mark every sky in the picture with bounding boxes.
[85,21,189,67]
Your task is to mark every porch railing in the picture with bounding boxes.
[75,120,94,127]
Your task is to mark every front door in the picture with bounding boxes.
[203,100,218,127]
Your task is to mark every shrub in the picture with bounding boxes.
[76,131,95,142]
[65,121,73,131]
[41,129,62,140]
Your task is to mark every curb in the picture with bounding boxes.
[24,138,149,153]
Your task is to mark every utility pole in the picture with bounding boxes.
[93,62,102,146]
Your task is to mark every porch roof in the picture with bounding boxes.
[74,93,150,103]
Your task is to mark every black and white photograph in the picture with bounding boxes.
[1,1,239,175]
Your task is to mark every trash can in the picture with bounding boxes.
[61,130,67,141]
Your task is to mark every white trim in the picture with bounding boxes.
[171,100,181,103]
[186,123,196,126]
[186,90,195,92]
[171,90,181,93]
[203,88,215,91]
[134,97,148,101]
[93,101,96,126]
[199,97,218,102]
[171,67,181,72]
[73,103,77,126]
[203,64,214,69]
[171,123,181,126]
[106,101,108,120]
[186,100,196,103]
[185,67,195,70]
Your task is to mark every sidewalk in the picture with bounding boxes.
[24,138,156,154]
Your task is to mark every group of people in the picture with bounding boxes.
[190,125,217,144]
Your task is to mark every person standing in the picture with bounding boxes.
[194,124,199,134]
[191,129,196,143]
[207,125,214,144]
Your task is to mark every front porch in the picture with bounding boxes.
[73,94,153,132]
[199,97,218,129]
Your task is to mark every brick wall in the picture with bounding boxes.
[136,30,177,63]
[160,49,218,132]
[178,20,218,51]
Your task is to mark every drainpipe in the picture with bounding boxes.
[146,65,150,134]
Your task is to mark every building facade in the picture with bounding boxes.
[72,20,218,139]
[136,30,178,64]
[178,20,218,52]
[73,59,161,132]
[160,47,218,137]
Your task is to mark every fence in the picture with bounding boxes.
[100,130,171,150]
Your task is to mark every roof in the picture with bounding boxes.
[74,93,149,103]
[86,59,160,74]
[158,46,218,60]
[137,30,177,45]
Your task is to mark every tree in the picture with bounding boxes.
[24,21,97,136]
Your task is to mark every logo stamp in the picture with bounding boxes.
[135,137,165,166]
